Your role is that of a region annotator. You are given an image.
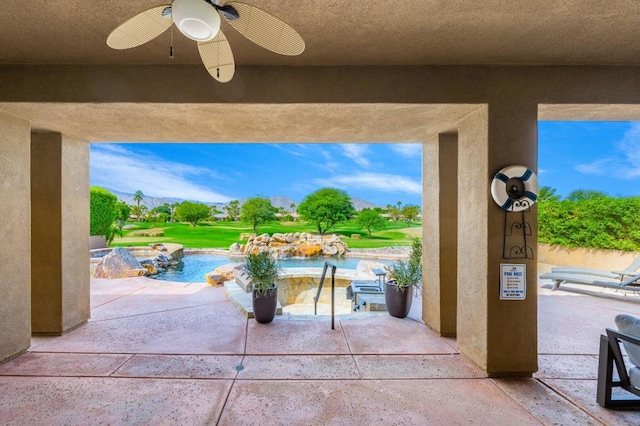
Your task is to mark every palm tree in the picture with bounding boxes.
[134,190,144,207]
[133,190,144,222]
[290,202,296,220]
[538,186,561,202]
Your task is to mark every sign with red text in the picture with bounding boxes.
[500,264,526,300]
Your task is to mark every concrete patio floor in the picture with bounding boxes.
[1,275,640,425]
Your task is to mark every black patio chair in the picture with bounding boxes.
[597,328,640,408]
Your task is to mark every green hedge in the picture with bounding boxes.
[90,186,117,236]
[538,196,640,251]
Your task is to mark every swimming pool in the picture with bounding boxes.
[153,253,392,282]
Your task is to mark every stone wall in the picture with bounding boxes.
[230,233,348,258]
[276,275,352,307]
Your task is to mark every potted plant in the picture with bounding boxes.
[385,237,422,318]
[244,251,282,323]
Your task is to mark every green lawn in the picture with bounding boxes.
[112,220,421,249]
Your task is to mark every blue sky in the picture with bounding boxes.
[90,143,423,206]
[90,121,640,206]
[538,121,640,198]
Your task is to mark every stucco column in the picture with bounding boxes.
[31,133,90,334]
[423,133,458,336]
[0,112,32,362]
[457,103,538,376]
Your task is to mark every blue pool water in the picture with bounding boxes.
[153,254,391,283]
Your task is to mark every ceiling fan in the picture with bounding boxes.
[107,0,305,83]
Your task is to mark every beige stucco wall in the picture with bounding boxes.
[457,102,539,376]
[31,133,89,334]
[0,111,31,361]
[457,106,491,371]
[538,244,640,271]
[423,133,458,337]
[61,136,90,330]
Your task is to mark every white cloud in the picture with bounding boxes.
[269,144,307,157]
[575,123,640,180]
[315,172,422,195]
[574,159,612,176]
[341,144,371,168]
[90,144,233,203]
[616,123,640,178]
[390,144,422,158]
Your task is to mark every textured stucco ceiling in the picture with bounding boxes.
[3,1,640,67]
[3,1,640,142]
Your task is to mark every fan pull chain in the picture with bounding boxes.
[169,27,174,59]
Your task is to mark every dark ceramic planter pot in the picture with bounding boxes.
[252,285,278,324]
[384,282,413,318]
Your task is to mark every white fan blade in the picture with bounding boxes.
[198,30,235,83]
[223,2,305,56]
[107,6,173,50]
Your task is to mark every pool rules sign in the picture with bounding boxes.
[500,264,526,300]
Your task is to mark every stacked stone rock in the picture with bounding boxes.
[229,233,348,258]
[93,244,183,279]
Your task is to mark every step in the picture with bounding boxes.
[355,294,387,312]
[224,281,282,319]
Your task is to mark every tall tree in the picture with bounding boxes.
[133,190,144,222]
[241,197,277,234]
[387,205,401,224]
[355,208,386,238]
[210,205,222,220]
[225,200,241,221]
[170,202,179,221]
[401,204,420,227]
[147,205,170,227]
[133,190,144,207]
[297,188,355,235]
[151,204,171,215]
[174,201,210,227]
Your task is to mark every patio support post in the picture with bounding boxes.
[0,111,32,362]
[31,133,90,334]
[423,132,458,336]
[456,103,538,376]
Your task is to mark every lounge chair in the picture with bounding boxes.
[597,314,640,408]
[539,272,640,292]
[546,255,640,281]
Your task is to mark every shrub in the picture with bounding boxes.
[90,186,117,236]
[538,193,640,251]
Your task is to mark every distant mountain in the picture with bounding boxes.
[106,189,379,212]
[268,195,379,212]
[351,197,378,211]
[270,196,298,212]
[107,189,224,209]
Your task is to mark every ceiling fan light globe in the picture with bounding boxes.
[172,0,221,42]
